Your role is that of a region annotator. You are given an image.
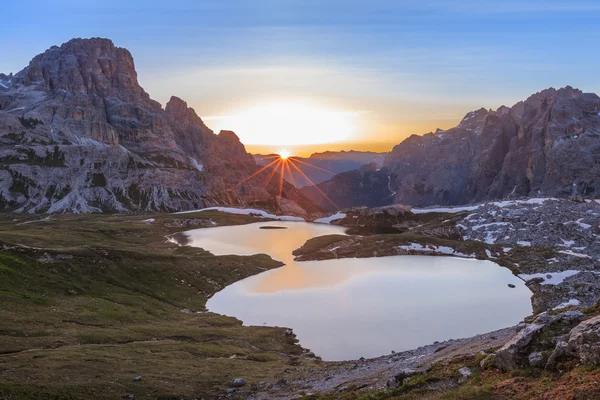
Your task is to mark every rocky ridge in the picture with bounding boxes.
[304,87,600,209]
[0,38,314,213]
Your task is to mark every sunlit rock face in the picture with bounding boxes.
[307,87,600,209]
[0,38,314,213]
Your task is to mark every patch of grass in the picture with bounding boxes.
[0,213,324,399]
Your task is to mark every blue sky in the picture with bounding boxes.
[2,0,600,153]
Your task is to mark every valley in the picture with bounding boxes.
[1,35,600,400]
[1,198,600,399]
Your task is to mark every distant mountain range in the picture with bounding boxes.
[302,86,600,211]
[254,150,386,188]
[2,39,599,215]
[0,38,316,214]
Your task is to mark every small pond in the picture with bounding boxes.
[181,221,531,361]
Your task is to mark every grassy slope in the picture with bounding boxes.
[0,212,321,399]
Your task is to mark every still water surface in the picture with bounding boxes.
[183,221,532,361]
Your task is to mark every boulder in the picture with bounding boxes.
[561,315,600,366]
[494,311,584,370]
[494,322,546,370]
[458,367,472,384]
[527,351,545,367]
[230,378,246,388]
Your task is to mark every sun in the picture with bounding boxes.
[278,149,291,160]
[204,100,359,146]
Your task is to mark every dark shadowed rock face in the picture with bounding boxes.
[309,87,600,209]
[385,86,600,207]
[0,38,314,213]
[300,163,394,212]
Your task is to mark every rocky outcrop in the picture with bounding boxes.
[0,38,315,213]
[547,315,600,368]
[307,87,600,208]
[493,311,585,371]
[386,87,600,206]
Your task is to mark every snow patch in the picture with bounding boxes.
[73,137,110,148]
[314,212,346,224]
[520,270,582,285]
[189,157,204,172]
[174,207,305,221]
[559,239,575,247]
[490,198,557,208]
[553,299,581,310]
[471,222,511,230]
[411,205,480,214]
[517,241,532,247]
[558,250,591,259]
[398,243,475,258]
[141,218,155,223]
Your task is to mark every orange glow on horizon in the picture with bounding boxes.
[232,151,339,210]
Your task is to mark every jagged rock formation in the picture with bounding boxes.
[306,87,600,209]
[0,38,315,213]
[386,87,600,206]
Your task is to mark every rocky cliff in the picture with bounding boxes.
[0,38,315,213]
[305,86,600,209]
[386,86,600,206]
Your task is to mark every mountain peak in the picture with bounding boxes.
[15,37,156,106]
[165,96,204,126]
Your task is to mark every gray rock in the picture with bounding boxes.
[274,379,288,388]
[133,376,142,382]
[386,377,399,389]
[545,341,572,370]
[458,367,472,383]
[527,351,545,367]
[230,378,246,388]
[494,322,546,370]
[564,315,600,365]
[0,38,314,215]
[394,368,422,383]
[308,86,600,208]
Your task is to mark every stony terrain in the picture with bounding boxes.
[2,202,600,399]
[281,198,600,399]
[0,38,314,214]
[306,86,600,209]
[297,198,600,314]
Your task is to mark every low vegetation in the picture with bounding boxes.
[0,212,321,399]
